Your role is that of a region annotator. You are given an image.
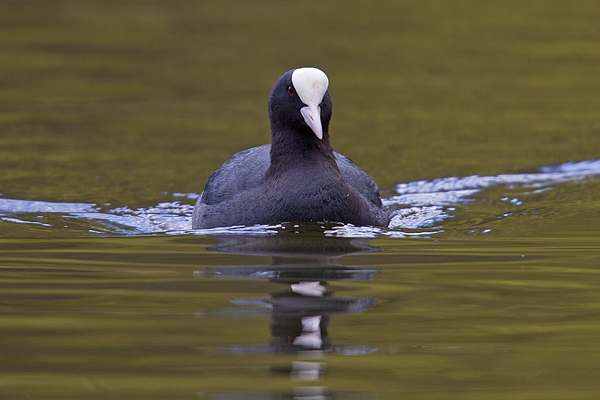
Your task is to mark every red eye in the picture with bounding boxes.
[287,86,295,96]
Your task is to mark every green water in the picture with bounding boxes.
[1,1,600,399]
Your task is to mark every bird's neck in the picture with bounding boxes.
[267,126,338,176]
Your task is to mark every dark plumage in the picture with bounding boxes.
[192,68,389,229]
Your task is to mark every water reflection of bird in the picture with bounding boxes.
[196,235,379,398]
[200,234,379,354]
[192,67,389,229]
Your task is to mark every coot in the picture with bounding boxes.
[192,67,389,229]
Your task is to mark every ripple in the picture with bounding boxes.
[1,159,599,238]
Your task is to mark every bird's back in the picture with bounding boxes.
[197,144,383,209]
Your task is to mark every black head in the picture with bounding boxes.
[268,68,333,140]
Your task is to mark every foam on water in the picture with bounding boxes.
[1,159,599,238]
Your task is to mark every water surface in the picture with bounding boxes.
[1,1,600,399]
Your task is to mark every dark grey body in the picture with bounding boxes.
[192,144,389,228]
[192,68,389,229]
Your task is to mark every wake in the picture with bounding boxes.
[1,159,599,238]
